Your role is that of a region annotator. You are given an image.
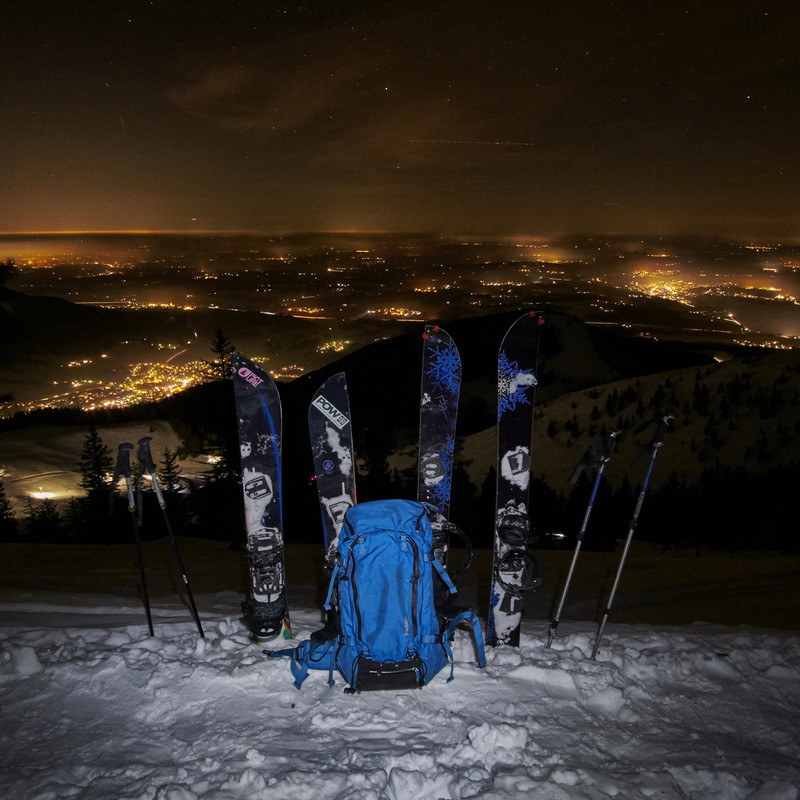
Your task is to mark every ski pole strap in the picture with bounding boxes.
[114,443,134,480]
[137,436,158,474]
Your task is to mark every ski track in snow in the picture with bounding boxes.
[1,596,799,800]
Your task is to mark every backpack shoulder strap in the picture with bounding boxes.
[441,610,487,680]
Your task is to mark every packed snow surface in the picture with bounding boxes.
[1,543,799,799]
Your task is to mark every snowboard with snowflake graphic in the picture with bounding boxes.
[417,325,461,517]
[231,353,291,641]
[308,372,357,575]
[487,311,545,647]
[417,325,461,564]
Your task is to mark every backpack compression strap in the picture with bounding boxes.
[428,552,457,595]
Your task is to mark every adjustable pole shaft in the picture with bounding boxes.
[115,442,154,636]
[546,458,609,648]
[137,437,205,638]
[592,416,672,659]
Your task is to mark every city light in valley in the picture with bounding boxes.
[3,232,800,417]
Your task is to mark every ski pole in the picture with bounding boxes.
[547,430,619,648]
[137,437,205,638]
[591,416,672,659]
[115,442,154,636]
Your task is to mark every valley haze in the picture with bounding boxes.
[3,231,800,415]
[2,231,800,557]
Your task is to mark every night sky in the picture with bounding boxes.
[2,1,798,238]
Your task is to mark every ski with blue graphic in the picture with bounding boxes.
[231,353,291,641]
[487,311,545,647]
[308,372,357,574]
[417,325,461,563]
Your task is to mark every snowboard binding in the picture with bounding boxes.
[494,510,541,609]
[245,528,285,595]
[495,550,542,595]
[242,527,287,639]
[496,512,537,548]
[241,595,288,640]
[431,518,474,576]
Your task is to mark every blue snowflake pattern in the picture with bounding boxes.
[428,472,452,511]
[426,436,455,512]
[426,341,461,400]
[498,351,534,419]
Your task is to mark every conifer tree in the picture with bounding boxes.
[77,424,113,540]
[0,479,17,538]
[22,493,62,539]
[203,328,235,380]
[158,447,182,494]
[78,424,113,497]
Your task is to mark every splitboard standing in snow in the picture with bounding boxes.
[417,325,462,567]
[308,372,357,575]
[487,311,545,647]
[231,353,290,641]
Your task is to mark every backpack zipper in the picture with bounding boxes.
[410,508,427,639]
[408,535,420,638]
[347,536,364,641]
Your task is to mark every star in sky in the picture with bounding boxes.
[1,1,797,238]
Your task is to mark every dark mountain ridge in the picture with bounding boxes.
[10,300,797,551]
[0,286,191,358]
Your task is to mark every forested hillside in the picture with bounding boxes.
[3,310,798,553]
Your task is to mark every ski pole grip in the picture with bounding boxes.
[137,436,157,474]
[115,443,134,479]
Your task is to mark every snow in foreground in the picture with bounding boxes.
[1,594,799,800]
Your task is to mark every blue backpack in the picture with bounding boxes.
[272,499,485,692]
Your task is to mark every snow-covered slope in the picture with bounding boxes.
[2,584,799,799]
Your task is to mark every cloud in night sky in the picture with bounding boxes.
[1,1,798,236]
